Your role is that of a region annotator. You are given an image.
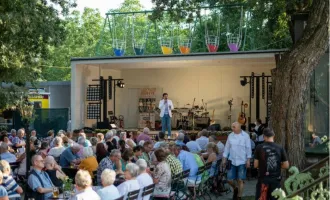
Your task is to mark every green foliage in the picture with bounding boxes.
[42,8,104,81]
[0,0,75,109]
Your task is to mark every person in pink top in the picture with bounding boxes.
[136,128,152,143]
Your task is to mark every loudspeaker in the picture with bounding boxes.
[97,122,110,129]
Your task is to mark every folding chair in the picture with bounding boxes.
[114,195,124,200]
[187,166,205,199]
[216,160,231,195]
[142,183,155,199]
[127,189,140,200]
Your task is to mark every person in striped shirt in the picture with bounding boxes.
[0,160,23,200]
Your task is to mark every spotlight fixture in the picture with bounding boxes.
[240,77,248,86]
[116,81,125,88]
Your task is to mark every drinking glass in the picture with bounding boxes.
[53,187,59,198]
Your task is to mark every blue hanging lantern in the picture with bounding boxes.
[132,14,151,56]
[111,15,129,56]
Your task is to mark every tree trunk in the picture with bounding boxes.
[269,0,329,170]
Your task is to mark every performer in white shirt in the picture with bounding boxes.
[159,93,174,138]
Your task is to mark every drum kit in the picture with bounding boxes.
[172,98,209,130]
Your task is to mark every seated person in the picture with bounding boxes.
[136,159,153,200]
[0,171,8,200]
[28,155,54,199]
[136,128,152,144]
[0,160,23,199]
[141,141,153,166]
[97,149,122,186]
[118,140,128,154]
[163,143,183,176]
[133,145,143,162]
[153,132,166,149]
[120,132,136,149]
[172,145,200,185]
[48,137,66,159]
[204,142,221,177]
[38,142,50,158]
[59,144,81,168]
[186,134,202,153]
[117,163,140,200]
[79,147,98,177]
[175,132,186,147]
[196,130,209,151]
[152,149,172,198]
[0,143,16,163]
[97,169,120,200]
[72,170,100,200]
[119,149,134,171]
[44,156,66,188]
[0,134,14,153]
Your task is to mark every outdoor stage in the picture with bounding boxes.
[71,50,283,131]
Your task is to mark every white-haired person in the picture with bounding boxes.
[48,136,66,159]
[97,169,120,200]
[0,170,8,200]
[79,132,92,147]
[0,160,22,200]
[78,147,98,177]
[72,170,100,200]
[117,163,141,200]
[136,159,153,200]
[120,132,136,149]
[90,137,98,155]
[136,128,152,143]
[105,131,117,153]
[44,156,66,188]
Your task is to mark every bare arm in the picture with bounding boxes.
[37,187,53,194]
[254,159,259,168]
[0,196,9,200]
[16,186,23,194]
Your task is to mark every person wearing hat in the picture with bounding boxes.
[254,128,289,200]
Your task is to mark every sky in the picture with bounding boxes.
[75,0,153,16]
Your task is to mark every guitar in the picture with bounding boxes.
[210,109,216,125]
[228,98,233,126]
[238,101,247,125]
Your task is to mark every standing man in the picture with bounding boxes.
[254,128,289,200]
[159,93,174,138]
[222,122,251,200]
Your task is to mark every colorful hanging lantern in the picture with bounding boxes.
[113,39,126,56]
[132,14,150,56]
[160,37,173,54]
[205,9,221,53]
[111,15,129,56]
[226,6,244,52]
[205,36,219,52]
[178,38,192,54]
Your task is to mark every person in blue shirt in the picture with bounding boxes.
[0,170,8,200]
[28,155,54,199]
[59,144,81,167]
[171,144,200,185]
[0,143,16,163]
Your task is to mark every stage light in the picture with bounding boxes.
[240,77,248,86]
[116,81,125,88]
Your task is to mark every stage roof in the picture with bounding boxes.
[71,49,287,70]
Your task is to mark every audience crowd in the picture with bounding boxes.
[0,120,289,200]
